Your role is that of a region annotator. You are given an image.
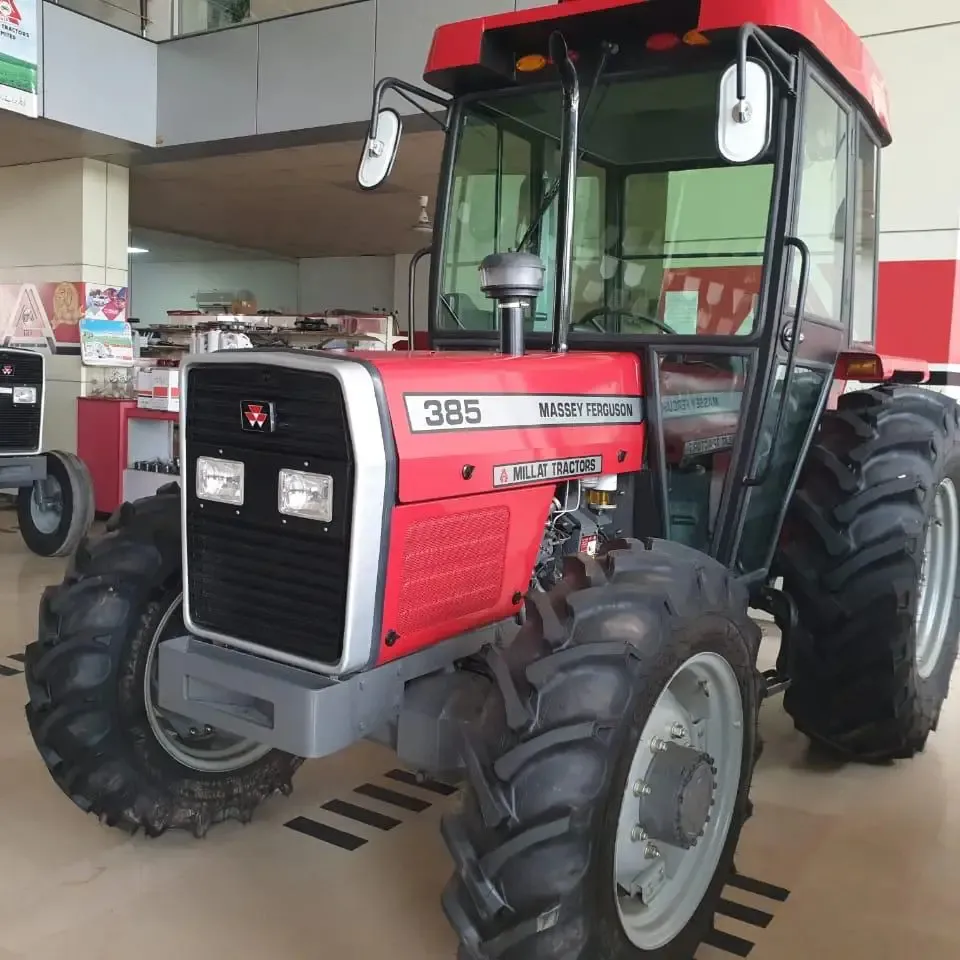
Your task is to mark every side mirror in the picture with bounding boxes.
[357,108,402,190]
[717,59,772,164]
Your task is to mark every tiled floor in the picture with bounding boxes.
[1,512,959,959]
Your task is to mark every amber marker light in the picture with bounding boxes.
[683,30,711,46]
[516,53,548,72]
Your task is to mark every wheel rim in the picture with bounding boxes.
[30,476,63,536]
[915,477,960,680]
[614,651,744,950]
[143,594,272,773]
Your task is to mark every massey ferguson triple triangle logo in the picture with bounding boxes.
[1,364,12,376]
[241,400,274,432]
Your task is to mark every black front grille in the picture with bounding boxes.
[184,360,354,664]
[0,349,43,453]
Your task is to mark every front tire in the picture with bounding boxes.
[779,385,960,760]
[17,450,94,558]
[442,539,761,960]
[25,486,302,836]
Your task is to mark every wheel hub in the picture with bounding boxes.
[637,742,716,849]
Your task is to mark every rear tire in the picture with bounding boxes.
[442,539,761,959]
[17,450,94,558]
[25,485,302,836]
[779,385,960,760]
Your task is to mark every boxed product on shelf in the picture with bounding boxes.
[136,365,180,411]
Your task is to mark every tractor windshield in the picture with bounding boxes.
[438,64,776,339]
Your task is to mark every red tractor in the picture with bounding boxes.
[24,0,960,957]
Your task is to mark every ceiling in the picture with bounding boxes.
[0,111,135,167]
[129,131,444,259]
[128,227,296,263]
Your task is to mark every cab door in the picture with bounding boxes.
[721,65,862,577]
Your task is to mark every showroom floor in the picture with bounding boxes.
[1,515,959,959]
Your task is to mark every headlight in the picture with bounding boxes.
[278,468,333,522]
[196,456,244,505]
[13,386,37,405]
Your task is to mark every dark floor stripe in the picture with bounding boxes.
[7,652,24,663]
[322,798,401,831]
[385,768,458,796]
[725,873,790,903]
[0,664,20,677]
[284,816,367,850]
[354,783,431,812]
[703,926,754,957]
[716,897,773,929]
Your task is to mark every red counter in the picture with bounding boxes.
[77,398,178,515]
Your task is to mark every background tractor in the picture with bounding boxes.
[23,0,960,957]
[0,346,94,556]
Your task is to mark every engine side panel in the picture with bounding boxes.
[377,485,555,663]
[366,350,645,503]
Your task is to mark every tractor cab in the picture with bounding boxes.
[359,0,887,583]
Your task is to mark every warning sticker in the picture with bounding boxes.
[493,455,603,488]
[404,393,643,433]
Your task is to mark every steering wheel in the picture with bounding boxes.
[573,306,678,336]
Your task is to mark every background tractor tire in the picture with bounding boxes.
[17,450,95,558]
[442,538,761,960]
[778,384,960,761]
[25,485,302,837]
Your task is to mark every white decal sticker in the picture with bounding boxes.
[682,434,737,457]
[493,455,603,488]
[404,393,643,433]
[660,392,742,419]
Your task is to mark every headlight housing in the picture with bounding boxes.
[13,386,37,405]
[196,456,244,505]
[278,468,333,522]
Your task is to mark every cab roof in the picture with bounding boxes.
[424,0,891,144]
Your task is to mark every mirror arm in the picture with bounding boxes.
[737,24,797,102]
[369,77,451,140]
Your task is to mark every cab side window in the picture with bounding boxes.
[789,77,850,324]
[851,124,879,343]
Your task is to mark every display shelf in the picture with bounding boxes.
[77,398,179,515]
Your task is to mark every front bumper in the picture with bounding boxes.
[157,628,491,759]
[0,455,45,489]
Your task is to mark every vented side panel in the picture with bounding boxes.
[377,486,556,665]
[395,506,509,634]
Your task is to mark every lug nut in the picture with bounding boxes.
[644,843,661,859]
[631,825,647,843]
[670,722,687,739]
[650,737,669,753]
[633,780,651,797]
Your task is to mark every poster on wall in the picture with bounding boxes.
[0,281,90,352]
[84,286,128,324]
[0,0,38,119]
[79,318,134,366]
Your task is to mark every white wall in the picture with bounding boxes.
[128,232,413,327]
[298,256,395,315]
[129,259,299,324]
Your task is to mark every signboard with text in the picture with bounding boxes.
[0,0,37,118]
